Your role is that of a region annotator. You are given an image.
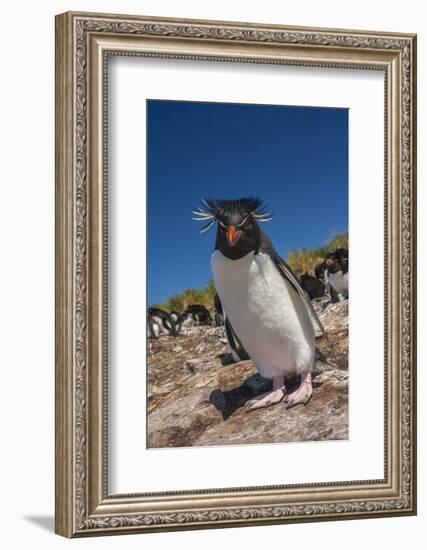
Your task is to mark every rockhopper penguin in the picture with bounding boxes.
[193,197,325,410]
[326,249,349,300]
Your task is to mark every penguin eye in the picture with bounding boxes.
[218,220,227,230]
[238,216,252,230]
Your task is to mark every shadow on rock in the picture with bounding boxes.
[209,373,272,419]
[209,373,307,419]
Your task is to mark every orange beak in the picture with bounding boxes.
[227,225,241,247]
[325,258,335,266]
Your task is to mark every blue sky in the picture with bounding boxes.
[147,100,348,306]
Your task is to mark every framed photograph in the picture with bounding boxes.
[55,11,417,537]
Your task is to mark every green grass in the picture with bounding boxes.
[154,231,348,311]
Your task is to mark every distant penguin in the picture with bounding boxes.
[185,304,213,325]
[300,272,326,300]
[333,248,349,274]
[147,317,161,339]
[193,197,325,410]
[148,307,176,336]
[170,311,180,323]
[325,249,349,300]
[176,311,196,332]
[314,261,327,281]
[315,259,340,303]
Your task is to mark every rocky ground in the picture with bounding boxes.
[147,299,348,448]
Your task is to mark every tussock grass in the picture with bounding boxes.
[154,231,348,310]
[286,232,348,276]
[156,281,217,313]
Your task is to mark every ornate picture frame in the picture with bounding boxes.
[55,11,417,537]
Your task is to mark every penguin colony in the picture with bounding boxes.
[147,305,213,339]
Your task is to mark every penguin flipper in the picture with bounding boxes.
[274,258,326,337]
[221,310,250,362]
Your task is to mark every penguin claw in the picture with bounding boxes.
[284,385,313,409]
[284,397,310,409]
[243,389,285,412]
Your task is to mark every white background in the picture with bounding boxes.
[109,58,384,493]
[0,1,424,548]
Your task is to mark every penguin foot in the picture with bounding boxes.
[284,371,313,409]
[244,388,285,411]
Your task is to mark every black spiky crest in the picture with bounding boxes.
[192,197,272,233]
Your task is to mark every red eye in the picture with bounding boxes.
[244,222,252,231]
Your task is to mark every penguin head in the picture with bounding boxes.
[325,253,339,274]
[314,261,327,280]
[325,248,349,274]
[193,197,272,260]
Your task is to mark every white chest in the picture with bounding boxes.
[328,270,349,294]
[211,250,314,377]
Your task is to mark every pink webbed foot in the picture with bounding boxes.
[244,375,285,412]
[284,370,313,409]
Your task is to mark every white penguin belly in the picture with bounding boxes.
[328,271,348,295]
[211,250,315,378]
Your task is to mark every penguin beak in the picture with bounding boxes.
[325,258,335,266]
[227,225,242,247]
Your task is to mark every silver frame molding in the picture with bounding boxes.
[55,11,417,538]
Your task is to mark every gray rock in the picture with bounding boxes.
[185,358,215,374]
[148,301,349,447]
